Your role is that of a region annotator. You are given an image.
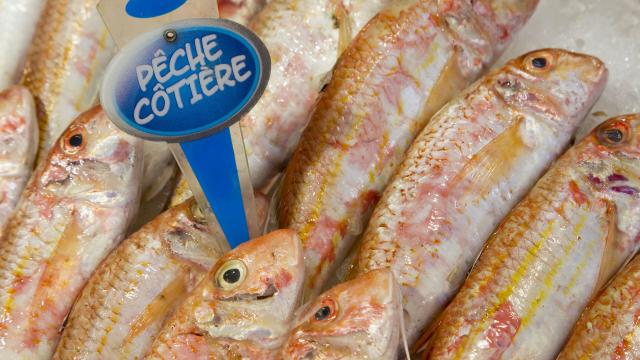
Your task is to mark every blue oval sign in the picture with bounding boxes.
[126,0,188,19]
[101,19,270,142]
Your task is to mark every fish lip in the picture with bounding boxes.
[219,283,278,302]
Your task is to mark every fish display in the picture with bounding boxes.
[147,229,304,359]
[21,0,115,159]
[355,49,608,343]
[53,198,222,359]
[241,0,392,188]
[278,0,539,300]
[282,269,404,360]
[559,266,640,360]
[0,86,38,231]
[219,0,269,25]
[0,0,47,89]
[0,106,143,359]
[424,114,640,359]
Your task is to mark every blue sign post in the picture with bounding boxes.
[101,17,270,249]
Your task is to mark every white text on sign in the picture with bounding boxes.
[134,34,252,125]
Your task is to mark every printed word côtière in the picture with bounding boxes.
[134,34,252,125]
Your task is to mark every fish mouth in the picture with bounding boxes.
[220,283,278,302]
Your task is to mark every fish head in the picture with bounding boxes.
[189,229,304,349]
[40,106,144,205]
[163,198,225,269]
[282,269,402,360]
[498,49,607,127]
[580,114,640,226]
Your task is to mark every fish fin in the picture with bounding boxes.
[411,318,437,359]
[417,50,468,134]
[594,199,622,293]
[334,2,355,55]
[452,116,527,196]
[124,273,190,346]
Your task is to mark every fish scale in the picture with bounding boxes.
[278,0,539,302]
[558,236,640,359]
[55,193,276,359]
[356,49,608,345]
[426,114,640,360]
[241,0,393,188]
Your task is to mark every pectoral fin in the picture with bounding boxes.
[453,117,527,197]
[124,272,190,346]
[594,199,623,293]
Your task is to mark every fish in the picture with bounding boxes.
[281,269,404,360]
[0,86,38,231]
[53,198,222,359]
[241,0,393,189]
[355,48,608,344]
[558,242,640,359]
[219,0,269,25]
[0,106,144,359]
[423,113,640,360]
[21,0,116,160]
[147,229,305,359]
[278,0,539,300]
[0,0,48,89]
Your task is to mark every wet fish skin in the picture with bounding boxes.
[0,86,38,231]
[278,0,539,301]
[355,48,608,344]
[0,106,143,359]
[425,114,640,360]
[219,0,269,25]
[554,116,640,360]
[21,0,115,160]
[0,0,47,88]
[53,198,222,360]
[282,269,403,360]
[241,0,392,188]
[147,229,305,359]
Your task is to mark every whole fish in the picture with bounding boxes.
[21,0,115,159]
[0,86,38,231]
[241,0,392,188]
[147,229,304,359]
[355,49,608,344]
[0,106,143,359]
[53,198,222,360]
[219,0,269,25]
[0,0,47,89]
[282,269,403,360]
[424,113,640,360]
[278,0,539,300]
[558,166,640,359]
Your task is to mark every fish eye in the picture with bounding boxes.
[215,259,247,290]
[62,130,86,154]
[313,298,338,322]
[531,57,547,69]
[524,52,554,73]
[596,120,631,147]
